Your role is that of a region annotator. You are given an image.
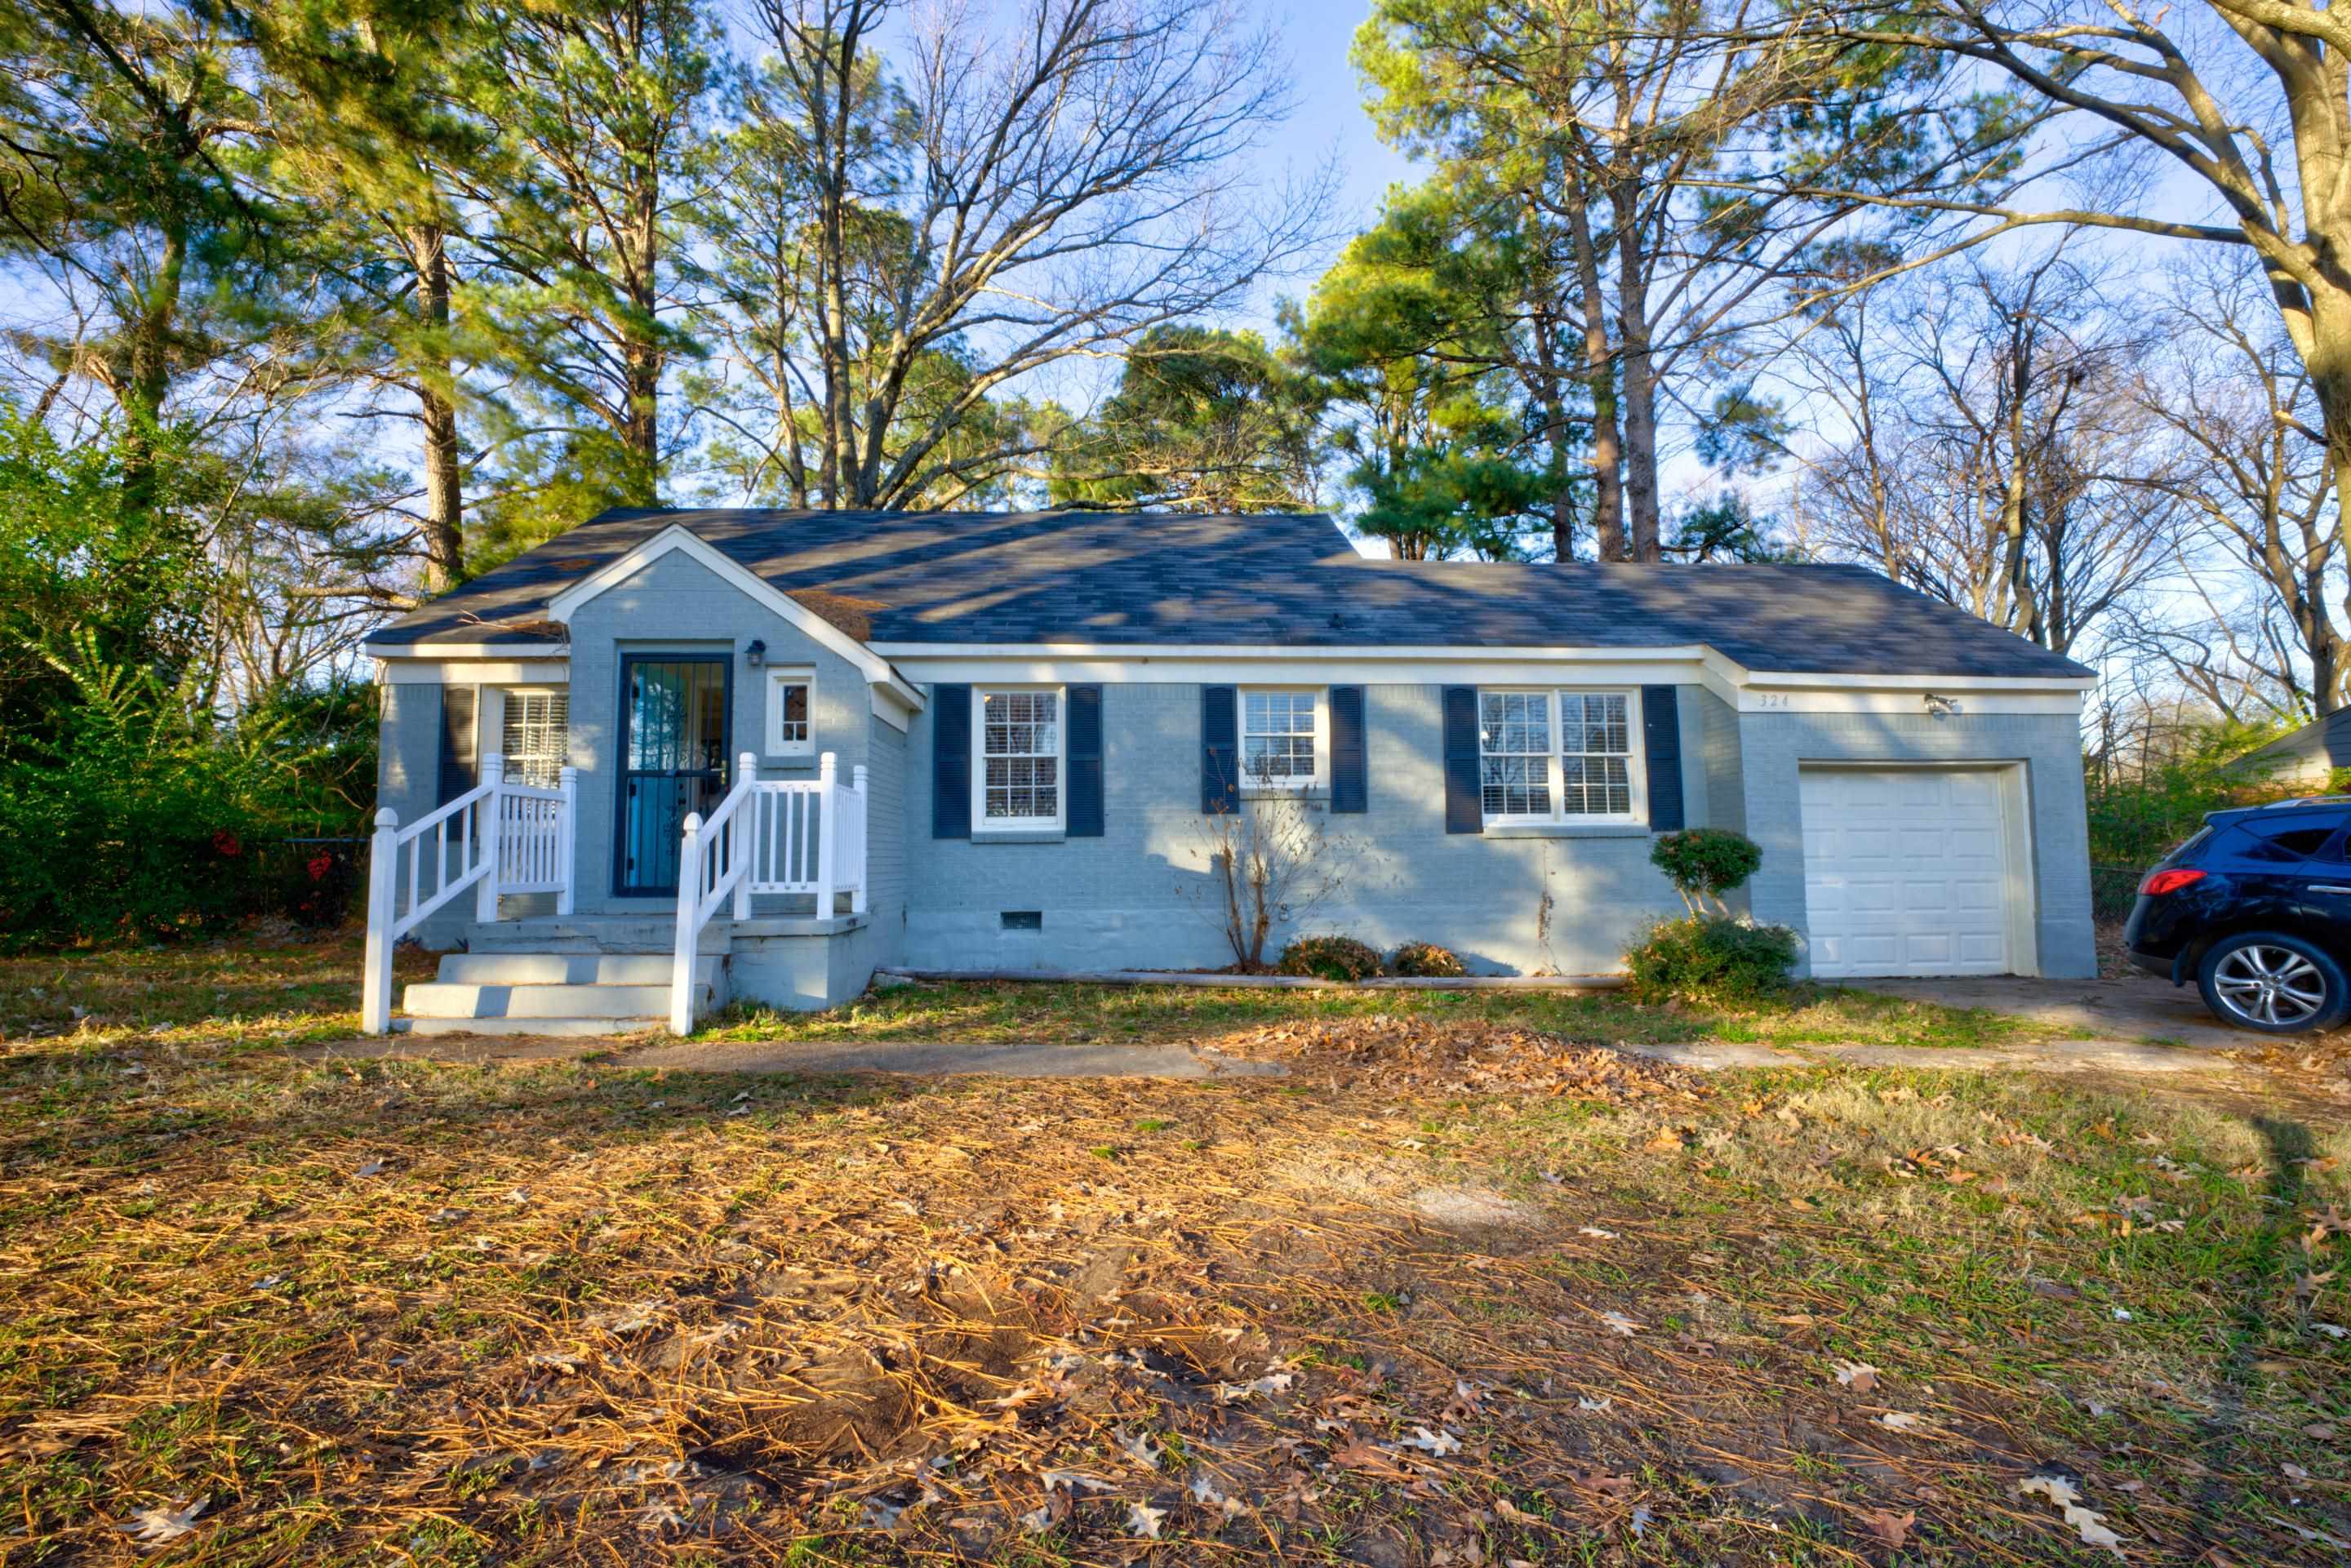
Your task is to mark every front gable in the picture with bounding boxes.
[548,523,917,705]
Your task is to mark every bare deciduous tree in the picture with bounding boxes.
[1181,772,1366,971]
[1790,242,2182,656]
[1792,0,2351,530]
[700,0,1328,511]
[2131,257,2348,714]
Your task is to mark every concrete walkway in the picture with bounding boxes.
[1849,972,2255,1051]
[310,1027,2236,1082]
[1622,1037,2234,1075]
[613,1037,1287,1079]
[309,1032,1288,1079]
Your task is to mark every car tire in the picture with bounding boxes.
[2195,931,2351,1035]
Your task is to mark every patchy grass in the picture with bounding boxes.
[1,991,2345,1564]
[0,939,2063,1059]
[0,934,430,1051]
[700,977,2070,1051]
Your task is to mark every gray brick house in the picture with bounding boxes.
[358,508,2097,1033]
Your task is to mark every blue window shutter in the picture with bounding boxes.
[1202,686,1238,813]
[1442,686,1482,834]
[1068,684,1104,837]
[437,686,478,806]
[1329,685,1367,813]
[1642,685,1685,832]
[933,684,971,838]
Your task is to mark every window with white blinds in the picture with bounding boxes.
[502,690,569,788]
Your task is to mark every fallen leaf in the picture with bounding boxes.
[1404,1425,1460,1456]
[1577,1395,1613,1413]
[1327,1436,1409,1477]
[355,1159,384,1178]
[1575,1468,1634,1498]
[1577,1226,1618,1239]
[1863,1508,1914,1549]
[1832,1359,1879,1395]
[2019,1475,2125,1558]
[1127,1501,1166,1539]
[1599,1311,1642,1336]
[1876,1411,1929,1432]
[120,1495,208,1547]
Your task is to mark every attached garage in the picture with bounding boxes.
[1798,765,2036,979]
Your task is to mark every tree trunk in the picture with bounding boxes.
[620,173,662,504]
[1530,299,1578,561]
[118,219,188,516]
[1611,180,1661,562]
[411,223,464,590]
[1564,185,1624,559]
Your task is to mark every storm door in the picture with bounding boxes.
[616,656,731,896]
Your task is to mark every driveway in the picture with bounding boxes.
[1851,970,2255,1051]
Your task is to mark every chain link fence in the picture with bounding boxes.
[2090,864,2149,924]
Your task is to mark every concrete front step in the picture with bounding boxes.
[436,952,721,987]
[395,1015,664,1037]
[402,980,713,1020]
[469,917,732,955]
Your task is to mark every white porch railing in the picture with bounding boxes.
[671,750,868,1033]
[361,755,577,1033]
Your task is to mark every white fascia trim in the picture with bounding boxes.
[873,640,1714,664]
[379,660,571,686]
[366,642,570,660]
[546,523,908,688]
[871,677,922,733]
[875,640,2090,713]
[889,647,1714,688]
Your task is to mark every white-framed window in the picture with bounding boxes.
[765,668,814,755]
[975,686,1064,830]
[1240,686,1324,791]
[499,689,569,788]
[1478,688,1644,824]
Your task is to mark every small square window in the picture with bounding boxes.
[766,669,813,755]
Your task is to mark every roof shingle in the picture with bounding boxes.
[366,508,2091,681]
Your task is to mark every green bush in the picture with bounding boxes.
[0,641,370,948]
[1623,916,1798,1006]
[1649,828,1762,914]
[1276,935,1383,982]
[1389,941,1467,977]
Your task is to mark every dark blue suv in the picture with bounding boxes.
[2124,797,2351,1033]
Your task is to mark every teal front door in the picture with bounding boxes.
[615,655,731,896]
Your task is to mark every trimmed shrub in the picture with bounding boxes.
[1623,916,1798,1006]
[1649,828,1763,915]
[1389,941,1467,978]
[1276,935,1383,982]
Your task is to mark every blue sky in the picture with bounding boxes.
[1273,0,1423,246]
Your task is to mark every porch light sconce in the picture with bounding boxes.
[744,638,767,669]
[1923,692,1958,717]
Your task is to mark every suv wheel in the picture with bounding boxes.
[2196,931,2351,1034]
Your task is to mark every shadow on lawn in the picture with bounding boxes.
[2195,1114,2318,1482]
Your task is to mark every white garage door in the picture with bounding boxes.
[1799,768,2015,978]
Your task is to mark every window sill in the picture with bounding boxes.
[971,828,1065,844]
[1483,822,1651,839]
[1241,784,1325,801]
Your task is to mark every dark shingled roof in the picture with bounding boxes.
[367,507,2091,680]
